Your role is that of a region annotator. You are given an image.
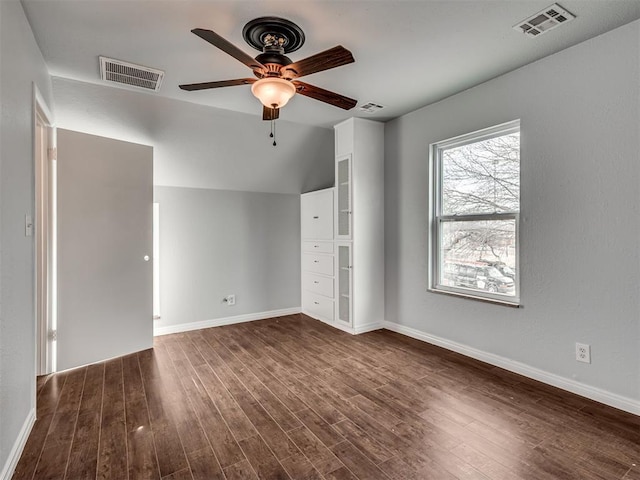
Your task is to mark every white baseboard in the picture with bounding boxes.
[301,311,382,335]
[382,321,640,416]
[0,408,35,480]
[153,307,301,336]
[354,321,384,334]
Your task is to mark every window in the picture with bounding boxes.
[429,120,520,305]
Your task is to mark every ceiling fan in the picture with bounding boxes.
[179,17,358,123]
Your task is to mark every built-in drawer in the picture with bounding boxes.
[303,291,335,322]
[303,272,334,298]
[302,253,334,276]
[302,241,334,254]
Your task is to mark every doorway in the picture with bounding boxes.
[34,85,55,375]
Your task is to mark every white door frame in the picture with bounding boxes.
[33,84,56,375]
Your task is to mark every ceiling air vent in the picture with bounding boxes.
[513,3,575,38]
[99,56,164,91]
[359,103,384,113]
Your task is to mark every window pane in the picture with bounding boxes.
[442,132,520,215]
[439,219,516,296]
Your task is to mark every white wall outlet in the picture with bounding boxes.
[224,294,236,306]
[576,343,591,363]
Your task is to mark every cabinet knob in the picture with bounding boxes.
[314,245,319,248]
[314,301,319,305]
[313,281,319,284]
[313,260,319,263]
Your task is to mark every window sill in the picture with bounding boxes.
[428,287,521,308]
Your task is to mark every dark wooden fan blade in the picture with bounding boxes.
[263,106,280,121]
[191,28,265,71]
[292,81,357,110]
[179,78,256,91]
[282,46,354,79]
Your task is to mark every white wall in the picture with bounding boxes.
[154,186,301,333]
[0,0,53,476]
[51,77,335,194]
[385,20,640,412]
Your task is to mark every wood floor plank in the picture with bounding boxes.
[223,459,259,480]
[208,350,300,461]
[14,315,640,480]
[324,466,359,480]
[97,359,128,480]
[294,408,344,448]
[330,441,390,480]
[127,427,160,480]
[238,434,291,479]
[332,419,394,464]
[161,467,193,480]
[624,467,640,480]
[286,426,345,476]
[64,412,101,480]
[151,344,210,455]
[171,355,245,469]
[192,362,258,441]
[279,449,324,480]
[186,447,226,480]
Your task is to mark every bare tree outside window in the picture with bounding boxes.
[431,121,520,302]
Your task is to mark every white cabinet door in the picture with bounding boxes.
[336,243,352,325]
[301,189,334,240]
[336,156,352,240]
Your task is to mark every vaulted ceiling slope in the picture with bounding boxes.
[21,0,640,128]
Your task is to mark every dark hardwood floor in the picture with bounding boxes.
[13,314,640,479]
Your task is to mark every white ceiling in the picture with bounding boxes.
[21,0,640,128]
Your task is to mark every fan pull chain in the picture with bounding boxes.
[270,119,277,146]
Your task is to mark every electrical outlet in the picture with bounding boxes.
[225,294,236,306]
[576,343,591,364]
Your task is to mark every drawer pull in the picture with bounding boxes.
[313,216,319,219]
[313,281,319,284]
[314,245,319,248]
[313,260,319,263]
[314,301,320,305]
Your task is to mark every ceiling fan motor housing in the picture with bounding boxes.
[255,51,292,68]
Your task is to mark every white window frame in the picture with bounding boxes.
[428,120,521,306]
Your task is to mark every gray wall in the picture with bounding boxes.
[51,78,335,194]
[385,20,640,406]
[0,0,54,475]
[50,77,332,334]
[154,186,301,331]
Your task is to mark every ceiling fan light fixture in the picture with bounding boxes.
[251,77,296,108]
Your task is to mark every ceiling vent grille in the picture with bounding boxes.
[359,102,384,113]
[513,3,575,38]
[99,56,165,91]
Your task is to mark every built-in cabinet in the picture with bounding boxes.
[334,118,384,333]
[301,117,384,334]
[301,188,335,323]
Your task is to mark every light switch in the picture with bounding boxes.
[25,215,33,237]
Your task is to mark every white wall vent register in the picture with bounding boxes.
[358,103,384,113]
[513,3,575,38]
[99,56,165,91]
